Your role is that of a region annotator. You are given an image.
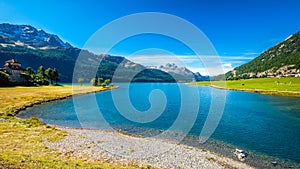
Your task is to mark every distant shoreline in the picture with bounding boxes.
[210,84,300,97]
[191,77,300,97]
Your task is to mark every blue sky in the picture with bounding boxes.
[0,0,300,74]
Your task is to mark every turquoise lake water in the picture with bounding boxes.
[18,83,300,165]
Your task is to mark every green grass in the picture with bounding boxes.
[0,118,145,169]
[0,86,151,169]
[192,77,300,97]
[0,86,117,117]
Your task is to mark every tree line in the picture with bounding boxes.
[77,77,111,87]
[0,65,60,86]
[23,66,59,86]
[0,71,9,86]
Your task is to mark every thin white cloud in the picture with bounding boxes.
[242,52,259,56]
[222,63,234,73]
[223,63,232,68]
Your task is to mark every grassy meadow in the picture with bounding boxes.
[192,77,300,97]
[0,85,151,169]
[0,118,147,169]
[0,86,117,117]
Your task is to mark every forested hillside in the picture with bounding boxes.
[226,31,300,80]
[0,23,175,83]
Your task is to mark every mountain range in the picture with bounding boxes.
[226,31,300,79]
[149,63,210,82]
[0,23,198,83]
[2,23,296,82]
[0,23,72,48]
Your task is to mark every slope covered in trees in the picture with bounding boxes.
[226,31,300,79]
[0,45,176,82]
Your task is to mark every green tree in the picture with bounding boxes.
[90,78,97,86]
[37,66,46,78]
[242,74,250,79]
[0,71,9,86]
[78,78,84,86]
[97,78,104,85]
[24,67,36,85]
[35,66,49,86]
[45,68,54,84]
[26,67,35,75]
[100,82,106,87]
[35,74,49,86]
[52,68,59,84]
[104,79,111,86]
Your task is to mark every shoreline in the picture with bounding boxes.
[45,126,254,169]
[45,124,300,169]
[3,85,299,168]
[0,85,146,169]
[190,77,300,97]
[210,84,300,97]
[3,84,252,168]
[181,133,300,169]
[0,85,118,117]
[190,83,300,97]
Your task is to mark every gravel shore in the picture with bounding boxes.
[45,127,254,169]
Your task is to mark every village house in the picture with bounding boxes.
[0,59,26,83]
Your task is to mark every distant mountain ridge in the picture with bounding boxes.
[0,23,175,82]
[157,63,194,76]
[0,23,72,48]
[149,63,194,82]
[226,31,300,79]
[148,63,210,82]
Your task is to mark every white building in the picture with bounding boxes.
[0,59,26,83]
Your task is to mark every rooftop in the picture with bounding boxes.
[5,59,20,64]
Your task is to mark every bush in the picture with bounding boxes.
[90,78,97,86]
[0,71,9,86]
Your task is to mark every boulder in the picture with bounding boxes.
[235,148,244,153]
[234,148,246,162]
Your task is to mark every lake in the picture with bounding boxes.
[18,83,300,167]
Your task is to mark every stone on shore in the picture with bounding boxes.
[45,128,254,169]
[234,148,247,162]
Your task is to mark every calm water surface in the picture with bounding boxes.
[18,83,300,164]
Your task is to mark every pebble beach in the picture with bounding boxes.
[45,127,254,169]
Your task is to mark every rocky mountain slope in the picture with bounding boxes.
[226,31,300,80]
[150,63,194,82]
[0,23,175,82]
[149,63,210,82]
[0,23,72,48]
[158,63,194,76]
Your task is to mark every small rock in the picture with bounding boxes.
[271,161,278,166]
[235,148,244,153]
[234,148,246,162]
[237,153,246,162]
